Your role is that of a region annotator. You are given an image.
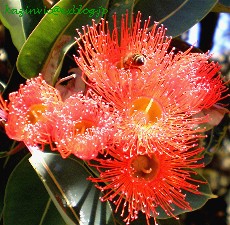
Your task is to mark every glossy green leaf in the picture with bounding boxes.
[0,80,6,92]
[135,0,186,22]
[114,210,182,225]
[16,0,109,84]
[114,212,182,225]
[29,148,116,225]
[134,0,218,37]
[155,172,215,219]
[106,0,135,30]
[219,0,230,6]
[3,154,66,225]
[0,0,44,50]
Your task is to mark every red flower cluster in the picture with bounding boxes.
[0,75,118,160]
[74,12,227,224]
[0,12,227,225]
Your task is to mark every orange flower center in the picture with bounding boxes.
[74,120,95,135]
[130,97,163,126]
[27,104,47,124]
[131,154,159,181]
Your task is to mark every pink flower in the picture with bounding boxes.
[2,75,63,146]
[53,93,119,159]
[74,12,227,155]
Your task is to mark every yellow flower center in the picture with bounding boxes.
[74,120,95,135]
[130,97,163,126]
[27,104,47,124]
[131,154,159,181]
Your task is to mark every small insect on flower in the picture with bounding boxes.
[74,11,228,156]
[119,53,146,70]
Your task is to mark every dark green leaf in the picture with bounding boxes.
[106,0,135,30]
[3,154,66,225]
[0,0,44,50]
[0,152,8,158]
[16,0,109,84]
[134,0,218,37]
[113,204,183,225]
[156,172,216,219]
[0,80,6,92]
[135,0,186,22]
[219,0,230,6]
[29,149,116,225]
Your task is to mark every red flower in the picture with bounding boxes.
[74,12,225,112]
[74,12,227,155]
[53,93,119,159]
[89,144,204,225]
[3,75,62,146]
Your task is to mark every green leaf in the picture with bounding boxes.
[135,0,186,23]
[16,0,109,84]
[219,0,230,6]
[113,205,183,225]
[29,148,116,225]
[0,152,8,158]
[128,213,182,225]
[0,80,6,92]
[155,172,216,219]
[134,0,218,37]
[106,0,135,30]
[3,154,66,225]
[0,0,44,50]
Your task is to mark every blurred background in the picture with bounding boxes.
[181,12,230,225]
